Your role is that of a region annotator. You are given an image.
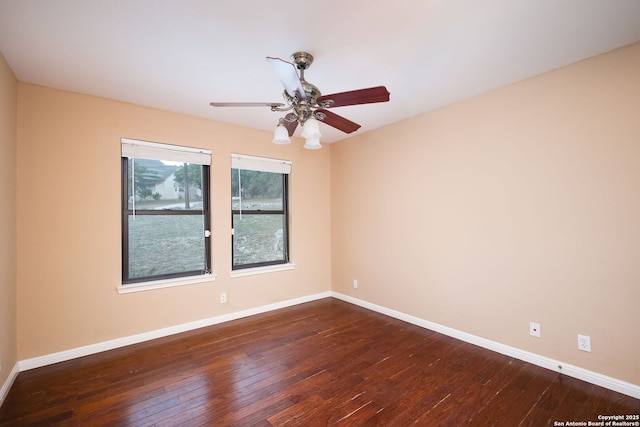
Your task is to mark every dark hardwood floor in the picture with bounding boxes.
[1,298,638,426]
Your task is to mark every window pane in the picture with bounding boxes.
[232,169,283,210]
[128,159,204,211]
[233,214,286,266]
[128,215,205,279]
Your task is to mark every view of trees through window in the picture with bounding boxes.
[128,160,203,208]
[232,169,288,268]
[123,158,210,283]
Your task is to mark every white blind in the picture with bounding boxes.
[231,153,292,174]
[121,138,212,165]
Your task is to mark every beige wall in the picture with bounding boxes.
[331,43,640,385]
[7,42,640,389]
[16,84,332,359]
[0,52,17,386]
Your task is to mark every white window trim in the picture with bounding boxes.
[231,153,292,271]
[230,263,296,278]
[121,137,213,287]
[117,273,217,294]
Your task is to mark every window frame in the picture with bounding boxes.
[121,140,211,285]
[231,157,291,271]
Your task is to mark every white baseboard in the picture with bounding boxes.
[13,290,639,400]
[331,292,640,399]
[18,291,332,372]
[0,362,19,407]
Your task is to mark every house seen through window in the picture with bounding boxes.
[121,138,211,284]
[232,154,291,270]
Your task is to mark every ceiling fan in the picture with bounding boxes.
[209,51,390,148]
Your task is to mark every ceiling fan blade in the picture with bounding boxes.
[209,102,284,108]
[282,113,298,136]
[266,57,305,99]
[317,86,390,108]
[315,109,361,134]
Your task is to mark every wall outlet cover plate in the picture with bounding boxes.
[530,322,541,338]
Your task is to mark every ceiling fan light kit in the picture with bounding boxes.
[210,51,390,149]
[300,116,322,149]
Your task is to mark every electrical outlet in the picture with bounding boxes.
[220,292,227,304]
[353,279,358,289]
[529,322,541,338]
[578,334,591,352]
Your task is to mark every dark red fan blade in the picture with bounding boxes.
[317,86,390,108]
[315,109,361,134]
[283,113,298,136]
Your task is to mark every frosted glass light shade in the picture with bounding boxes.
[301,117,321,139]
[303,137,322,149]
[272,124,291,145]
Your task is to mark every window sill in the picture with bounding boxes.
[117,273,217,294]
[230,263,296,278]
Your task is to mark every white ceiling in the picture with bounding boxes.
[1,0,639,143]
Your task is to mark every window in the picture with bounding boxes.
[231,154,291,270]
[121,138,211,284]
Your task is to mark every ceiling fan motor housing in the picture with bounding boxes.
[300,81,321,104]
[291,51,314,70]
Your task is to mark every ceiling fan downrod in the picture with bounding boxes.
[279,52,322,126]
